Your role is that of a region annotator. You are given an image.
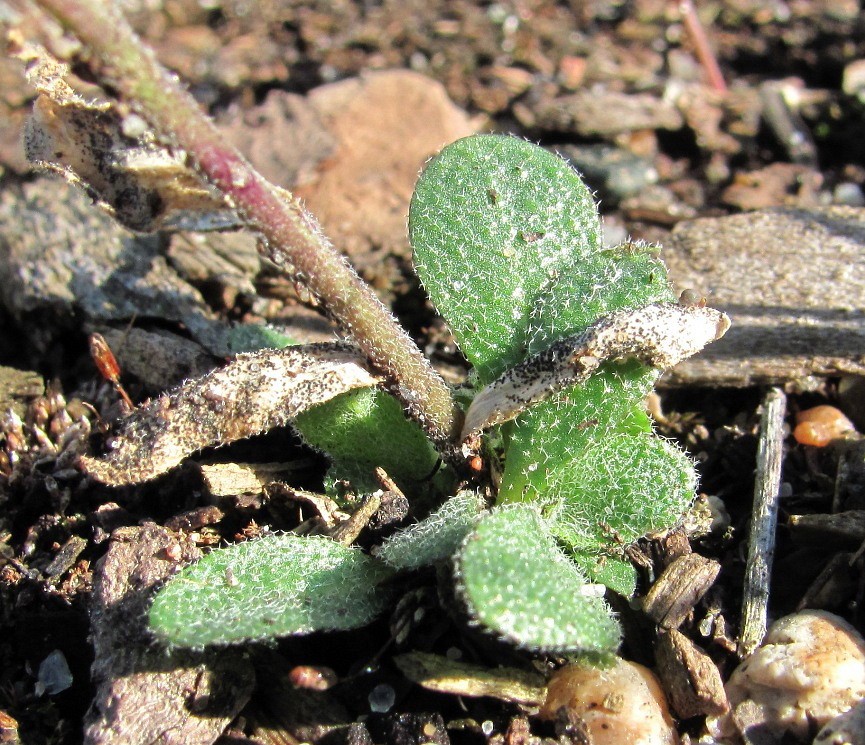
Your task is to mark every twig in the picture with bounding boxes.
[759,81,819,167]
[32,0,461,448]
[738,387,786,656]
[679,0,728,94]
[330,492,383,546]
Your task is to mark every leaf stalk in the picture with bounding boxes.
[33,0,462,446]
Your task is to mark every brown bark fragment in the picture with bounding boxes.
[788,510,865,548]
[655,629,729,719]
[642,553,721,630]
[85,523,254,745]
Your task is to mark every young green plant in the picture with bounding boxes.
[142,135,727,653]
[25,0,727,658]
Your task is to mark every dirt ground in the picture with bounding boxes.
[1,1,865,744]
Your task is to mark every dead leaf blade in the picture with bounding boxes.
[461,303,730,444]
[81,342,382,485]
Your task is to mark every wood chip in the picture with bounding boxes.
[163,505,225,532]
[394,652,547,705]
[739,387,786,657]
[44,535,87,577]
[642,553,721,630]
[795,552,858,611]
[654,629,729,719]
[788,510,865,548]
[80,342,381,486]
[199,462,299,497]
[662,207,865,387]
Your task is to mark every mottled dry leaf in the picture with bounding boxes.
[461,302,730,444]
[14,39,232,231]
[81,342,382,485]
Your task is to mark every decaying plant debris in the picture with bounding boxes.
[461,302,729,444]
[80,342,381,485]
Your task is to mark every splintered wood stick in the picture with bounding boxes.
[739,387,786,656]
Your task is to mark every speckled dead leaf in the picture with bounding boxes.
[14,39,233,231]
[81,342,382,486]
[461,302,730,444]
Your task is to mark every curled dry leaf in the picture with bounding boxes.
[461,302,730,444]
[13,39,231,231]
[81,342,382,486]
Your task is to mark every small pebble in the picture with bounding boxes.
[833,182,865,207]
[709,610,865,742]
[368,683,396,713]
[793,405,857,447]
[540,658,679,745]
[842,59,865,103]
[36,649,73,696]
[288,665,338,691]
[814,698,865,744]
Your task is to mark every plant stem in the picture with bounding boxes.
[33,0,461,446]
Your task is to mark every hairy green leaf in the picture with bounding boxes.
[570,551,637,599]
[150,534,392,647]
[497,366,695,552]
[455,505,620,654]
[377,491,483,570]
[294,387,443,498]
[410,135,601,384]
[225,323,297,354]
[411,135,698,602]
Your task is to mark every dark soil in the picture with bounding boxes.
[1,2,865,744]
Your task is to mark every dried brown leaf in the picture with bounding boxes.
[81,342,382,486]
[461,302,730,444]
[13,39,231,231]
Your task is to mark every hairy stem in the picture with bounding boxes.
[33,0,461,446]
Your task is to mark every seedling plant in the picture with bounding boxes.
[21,0,729,660]
[137,134,725,655]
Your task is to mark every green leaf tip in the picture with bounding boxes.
[149,533,392,647]
[454,505,621,654]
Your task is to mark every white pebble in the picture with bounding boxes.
[708,611,865,742]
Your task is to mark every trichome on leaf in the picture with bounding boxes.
[55,123,727,650]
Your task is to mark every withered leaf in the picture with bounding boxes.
[461,303,730,444]
[81,342,382,486]
[15,40,232,231]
